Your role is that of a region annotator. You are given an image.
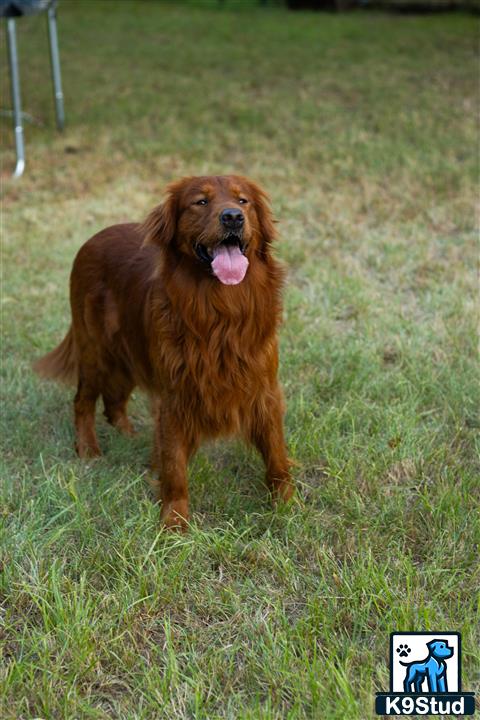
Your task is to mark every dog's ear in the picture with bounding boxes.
[141,185,178,248]
[248,180,277,252]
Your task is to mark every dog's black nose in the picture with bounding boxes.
[220,208,244,229]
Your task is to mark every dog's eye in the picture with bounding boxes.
[238,198,248,204]
[195,198,208,206]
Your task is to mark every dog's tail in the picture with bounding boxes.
[33,327,77,384]
[399,661,410,666]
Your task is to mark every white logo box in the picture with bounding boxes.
[391,632,460,693]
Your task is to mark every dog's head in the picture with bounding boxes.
[427,640,454,660]
[142,175,276,285]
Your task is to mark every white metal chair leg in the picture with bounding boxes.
[6,18,25,178]
[47,2,64,131]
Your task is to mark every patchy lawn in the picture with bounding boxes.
[1,2,478,718]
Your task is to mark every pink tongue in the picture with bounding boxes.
[211,245,249,285]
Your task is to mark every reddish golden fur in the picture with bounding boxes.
[34,175,293,529]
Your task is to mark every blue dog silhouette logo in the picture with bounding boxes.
[375,632,476,715]
[399,638,453,693]
[391,633,458,694]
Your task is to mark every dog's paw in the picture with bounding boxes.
[396,644,411,658]
[160,499,189,533]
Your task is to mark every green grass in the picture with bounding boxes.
[1,2,479,718]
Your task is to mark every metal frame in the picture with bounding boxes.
[6,18,25,178]
[4,0,65,178]
[47,2,64,131]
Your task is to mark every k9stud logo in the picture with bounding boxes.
[375,632,476,716]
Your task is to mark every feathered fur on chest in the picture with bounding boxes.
[148,265,283,435]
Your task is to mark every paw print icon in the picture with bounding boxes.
[396,644,411,658]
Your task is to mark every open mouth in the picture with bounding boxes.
[195,234,249,286]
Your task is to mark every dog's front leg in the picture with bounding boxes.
[153,403,195,532]
[438,675,447,692]
[428,673,438,693]
[248,387,294,503]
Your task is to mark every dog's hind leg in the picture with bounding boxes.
[403,667,416,693]
[102,368,136,437]
[74,371,102,458]
[414,678,424,693]
[403,675,413,693]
